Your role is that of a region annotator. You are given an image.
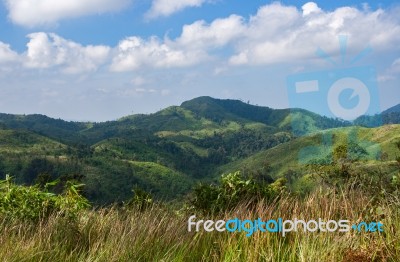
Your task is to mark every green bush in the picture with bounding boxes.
[190,171,286,213]
[124,186,153,211]
[0,175,90,222]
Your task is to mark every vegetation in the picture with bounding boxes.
[190,171,286,213]
[0,138,398,260]
[0,97,399,260]
[0,175,89,222]
[0,98,398,204]
[0,184,399,261]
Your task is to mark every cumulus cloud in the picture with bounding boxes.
[302,2,322,16]
[24,32,110,73]
[176,15,245,48]
[145,1,400,68]
[2,2,400,74]
[111,15,245,71]
[146,0,207,19]
[110,36,207,71]
[4,0,130,27]
[227,2,400,65]
[0,42,19,63]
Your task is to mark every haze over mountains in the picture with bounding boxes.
[0,96,399,204]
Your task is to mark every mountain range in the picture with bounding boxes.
[0,96,399,204]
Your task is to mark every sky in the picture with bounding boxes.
[0,0,399,121]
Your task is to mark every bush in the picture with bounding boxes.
[189,171,286,213]
[0,175,90,222]
[124,186,153,211]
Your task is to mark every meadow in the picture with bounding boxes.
[0,140,399,261]
[0,183,398,262]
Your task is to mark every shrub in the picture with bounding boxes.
[0,175,90,222]
[189,171,286,213]
[55,181,91,219]
[124,186,153,211]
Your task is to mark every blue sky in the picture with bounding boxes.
[0,0,399,121]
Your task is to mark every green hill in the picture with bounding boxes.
[354,103,400,127]
[0,97,398,204]
[218,124,400,180]
[0,113,89,143]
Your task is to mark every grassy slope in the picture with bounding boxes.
[218,125,400,178]
[1,187,399,261]
[0,129,66,153]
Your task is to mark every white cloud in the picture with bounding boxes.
[226,2,400,65]
[302,2,322,16]
[111,15,244,71]
[110,2,400,70]
[0,42,19,63]
[177,15,245,49]
[4,0,130,27]
[2,2,400,76]
[146,0,207,19]
[24,32,110,74]
[110,36,207,71]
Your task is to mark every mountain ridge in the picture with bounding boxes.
[0,97,398,134]
[0,96,398,204]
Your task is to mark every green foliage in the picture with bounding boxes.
[0,175,56,221]
[189,171,286,213]
[0,187,398,261]
[0,175,89,222]
[125,187,153,211]
[333,142,368,162]
[0,98,398,205]
[56,182,91,219]
[83,159,192,204]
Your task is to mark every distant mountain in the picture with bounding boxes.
[354,103,400,127]
[180,96,350,134]
[382,104,400,114]
[0,113,89,143]
[0,96,397,204]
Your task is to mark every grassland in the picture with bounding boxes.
[0,186,398,261]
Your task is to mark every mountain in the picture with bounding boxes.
[382,104,400,114]
[354,103,400,127]
[0,96,398,204]
[180,96,350,134]
[0,113,89,143]
[219,125,400,179]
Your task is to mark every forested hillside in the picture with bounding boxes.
[0,97,398,204]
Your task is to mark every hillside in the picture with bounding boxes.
[0,113,89,143]
[382,103,400,114]
[218,124,400,194]
[0,97,398,204]
[354,103,400,127]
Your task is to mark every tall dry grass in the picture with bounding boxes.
[0,188,398,262]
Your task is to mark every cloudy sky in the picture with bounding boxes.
[0,0,399,121]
